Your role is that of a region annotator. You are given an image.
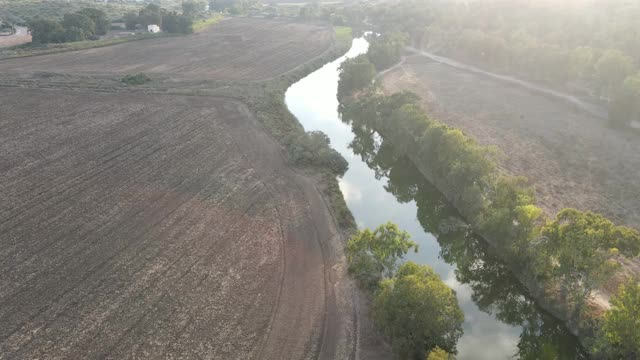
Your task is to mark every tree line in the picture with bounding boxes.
[337,44,640,358]
[356,0,640,129]
[28,8,109,43]
[123,3,196,34]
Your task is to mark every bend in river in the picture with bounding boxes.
[285,38,587,359]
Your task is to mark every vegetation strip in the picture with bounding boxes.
[337,33,640,358]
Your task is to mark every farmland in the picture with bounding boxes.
[0,18,333,81]
[382,54,640,229]
[0,18,356,359]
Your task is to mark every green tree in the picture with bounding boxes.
[28,18,65,44]
[346,222,417,290]
[124,12,138,30]
[139,4,163,27]
[182,0,206,18]
[535,209,636,318]
[595,49,635,98]
[374,262,464,358]
[337,54,376,99]
[162,12,193,34]
[598,278,640,358]
[426,346,452,360]
[367,31,408,71]
[78,8,109,35]
[62,13,95,41]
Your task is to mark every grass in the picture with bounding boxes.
[334,26,352,44]
[192,14,224,33]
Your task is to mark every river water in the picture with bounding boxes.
[285,38,586,359]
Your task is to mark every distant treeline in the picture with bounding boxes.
[29,8,110,43]
[339,0,640,129]
[337,34,640,358]
[28,2,200,44]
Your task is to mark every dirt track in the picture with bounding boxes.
[0,18,332,81]
[382,55,640,229]
[0,18,357,360]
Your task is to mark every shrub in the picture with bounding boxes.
[287,131,348,176]
[121,73,151,85]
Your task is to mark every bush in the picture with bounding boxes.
[121,73,151,85]
[287,131,348,176]
[597,278,640,358]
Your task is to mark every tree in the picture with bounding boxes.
[28,18,65,44]
[78,8,109,35]
[62,13,95,41]
[426,347,452,360]
[162,13,193,34]
[367,31,408,71]
[124,12,138,30]
[337,54,376,98]
[595,50,635,99]
[182,0,206,18]
[346,222,417,290]
[599,278,640,358]
[139,4,163,27]
[535,209,638,318]
[374,262,464,358]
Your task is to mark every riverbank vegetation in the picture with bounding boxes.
[346,223,463,358]
[337,42,640,357]
[360,0,640,130]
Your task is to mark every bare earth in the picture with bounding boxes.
[0,26,31,48]
[0,18,332,81]
[0,18,358,360]
[383,55,640,229]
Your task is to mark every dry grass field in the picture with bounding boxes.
[0,18,356,360]
[382,55,640,229]
[0,18,332,81]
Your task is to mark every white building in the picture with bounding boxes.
[147,24,160,33]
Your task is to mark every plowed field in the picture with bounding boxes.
[0,18,332,81]
[0,18,356,359]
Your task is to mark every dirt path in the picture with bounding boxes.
[0,26,31,48]
[406,47,608,119]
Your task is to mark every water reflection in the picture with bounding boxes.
[343,111,587,360]
[285,37,586,359]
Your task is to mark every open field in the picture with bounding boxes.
[0,18,333,81]
[0,88,353,359]
[382,55,640,229]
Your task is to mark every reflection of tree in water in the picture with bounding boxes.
[346,117,587,359]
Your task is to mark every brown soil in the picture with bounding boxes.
[0,18,332,81]
[382,54,640,230]
[0,18,359,360]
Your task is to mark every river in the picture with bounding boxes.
[285,38,586,359]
